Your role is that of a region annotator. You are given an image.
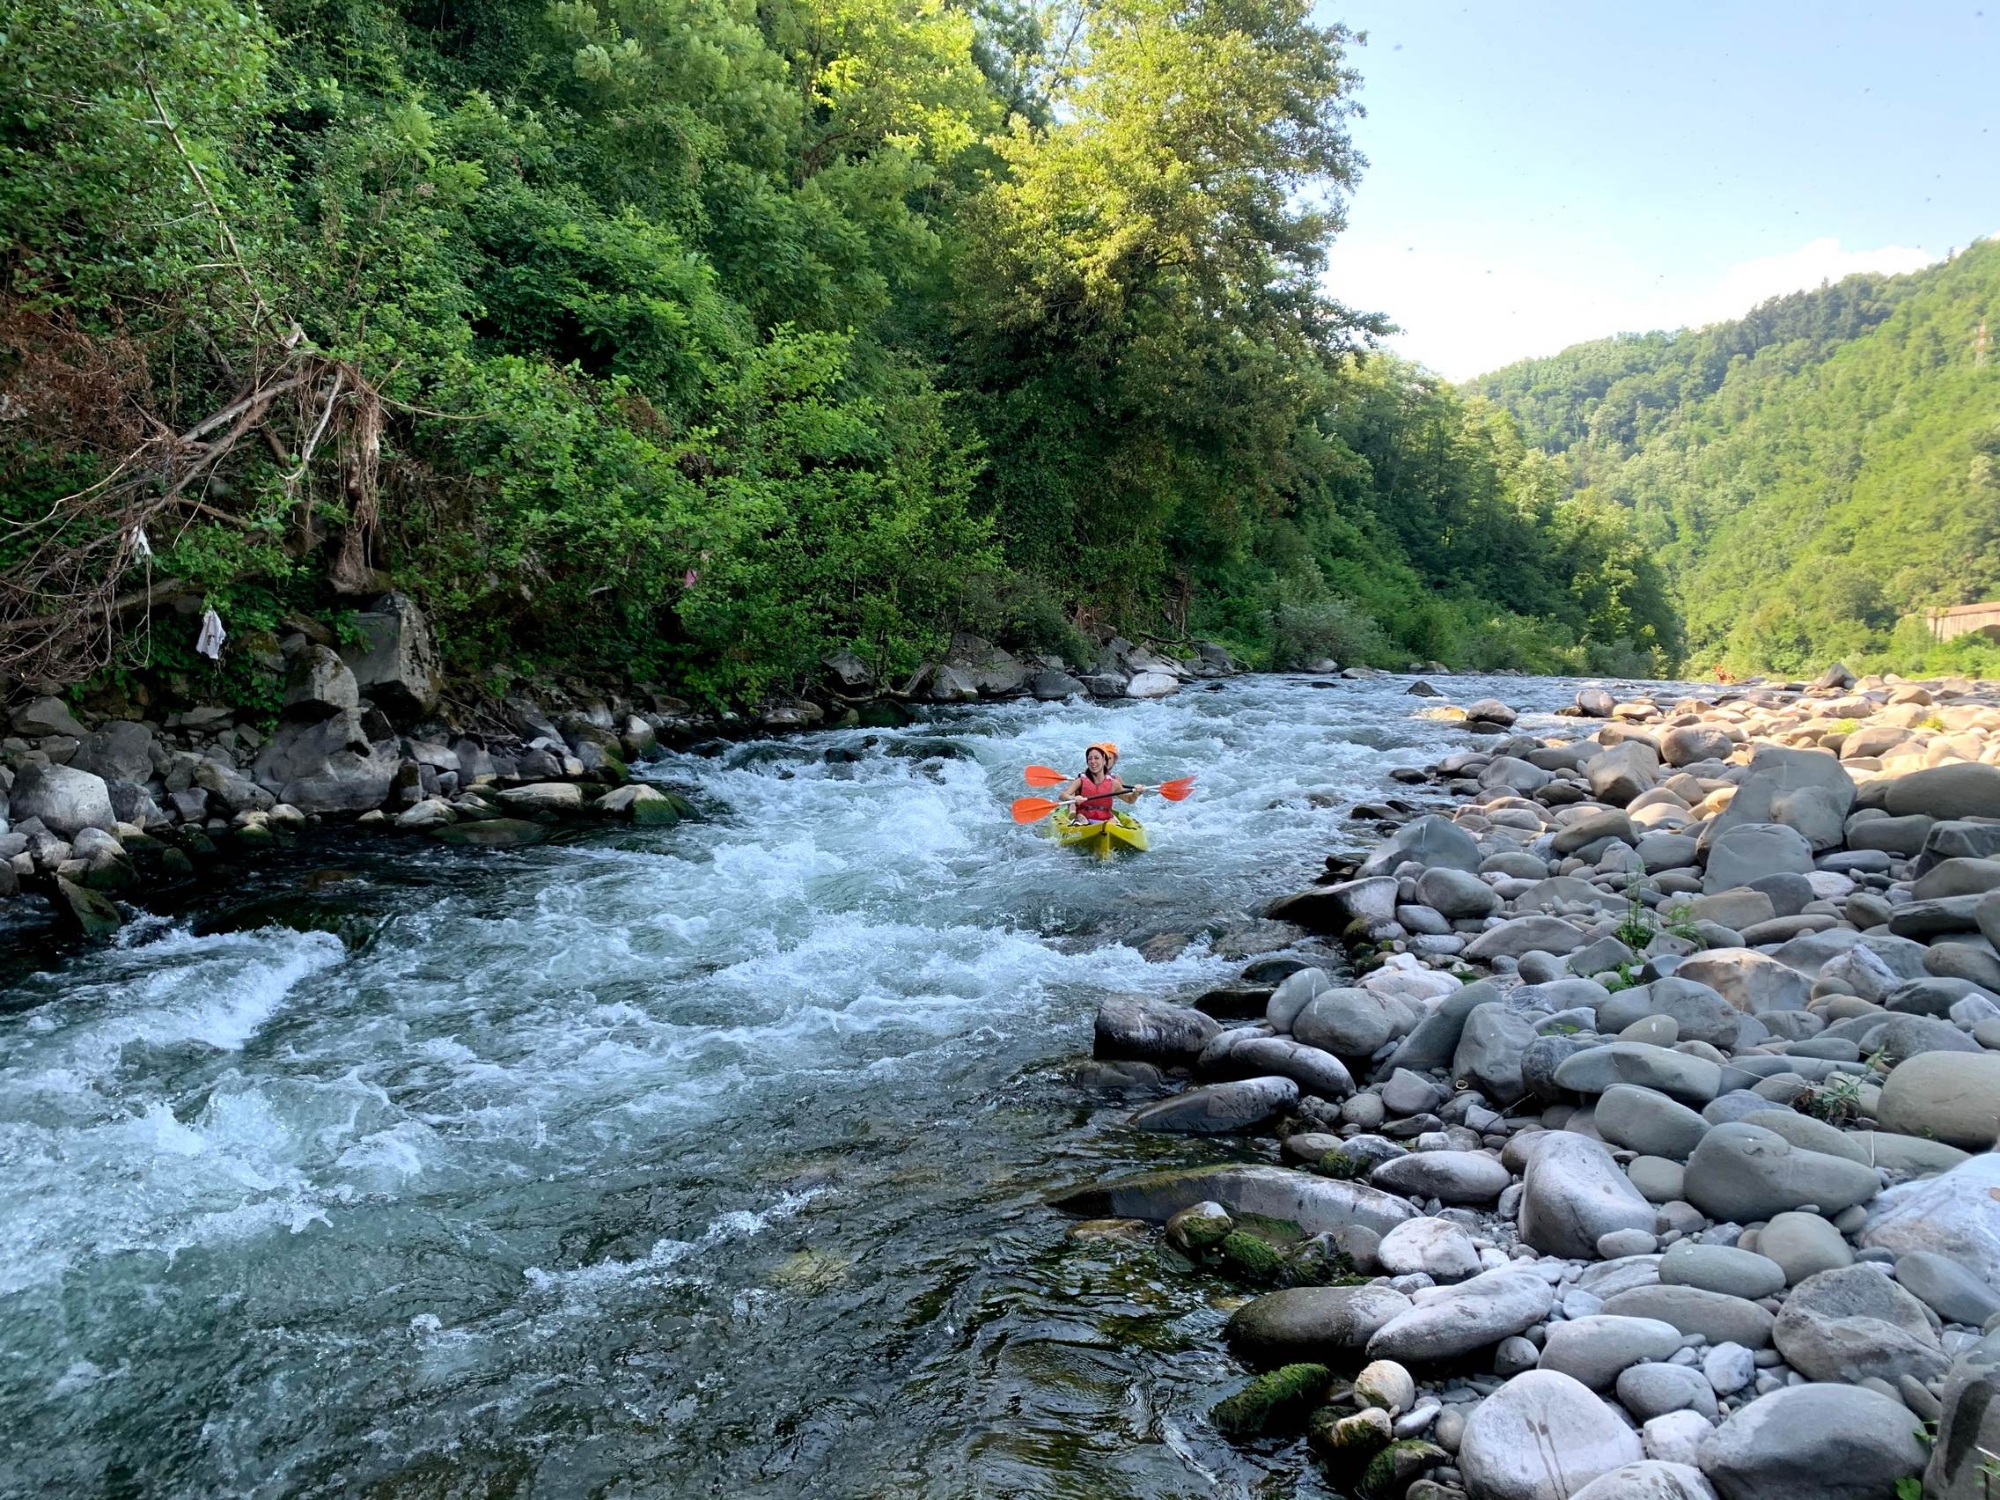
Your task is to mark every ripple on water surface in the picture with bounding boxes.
[0,673,1656,1496]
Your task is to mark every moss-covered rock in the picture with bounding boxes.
[430,817,551,848]
[1358,1439,1447,1499]
[1210,1362,1332,1436]
[52,875,122,941]
[1218,1230,1285,1285]
[1165,1201,1234,1253]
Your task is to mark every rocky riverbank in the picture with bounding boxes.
[0,592,1243,939]
[1068,664,2000,1500]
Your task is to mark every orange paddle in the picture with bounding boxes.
[1023,764,1068,788]
[1010,776,1196,823]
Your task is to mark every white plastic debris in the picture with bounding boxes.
[195,607,226,660]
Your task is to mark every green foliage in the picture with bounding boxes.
[1,0,1682,704]
[1476,242,2000,676]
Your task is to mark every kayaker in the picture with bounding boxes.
[1059,743,1139,824]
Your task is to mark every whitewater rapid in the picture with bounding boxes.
[0,673,1627,1496]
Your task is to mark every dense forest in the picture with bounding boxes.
[0,0,1678,714]
[1474,240,2000,679]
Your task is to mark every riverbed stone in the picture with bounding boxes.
[1129,1076,1296,1133]
[1519,1131,1656,1258]
[1465,916,1589,962]
[1366,1268,1556,1363]
[1772,1263,1948,1386]
[1859,1153,2000,1284]
[1756,1210,1855,1285]
[1884,762,2000,821]
[1225,1284,1413,1365]
[1538,1314,1683,1389]
[1682,1122,1879,1222]
[1454,1003,1538,1103]
[1658,1241,1786,1301]
[1377,1216,1482,1281]
[1875,1049,2000,1150]
[1294,987,1399,1057]
[1371,1150,1510,1207]
[1555,1043,1722,1105]
[1599,1285,1775,1348]
[1704,823,1814,893]
[1416,865,1502,919]
[1458,1369,1644,1500]
[1893,1250,2000,1327]
[1674,950,1811,1014]
[1617,1363,1721,1422]
[1595,1084,1711,1160]
[1221,1036,1355,1098]
[1696,1383,1927,1500]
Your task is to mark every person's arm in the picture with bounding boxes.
[1057,776,1083,802]
[1114,777,1141,805]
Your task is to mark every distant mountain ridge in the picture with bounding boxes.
[1468,240,2000,674]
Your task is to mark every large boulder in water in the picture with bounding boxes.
[252,707,398,814]
[1050,1162,1415,1238]
[1128,1076,1296,1134]
[1093,996,1219,1064]
[1358,814,1481,877]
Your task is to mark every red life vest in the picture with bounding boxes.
[1076,773,1119,822]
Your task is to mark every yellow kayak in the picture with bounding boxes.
[1051,808,1149,857]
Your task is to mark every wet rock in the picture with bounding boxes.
[1050,1163,1416,1238]
[7,763,116,837]
[1458,1369,1643,1500]
[1225,1285,1412,1365]
[1129,1076,1296,1134]
[1294,987,1399,1057]
[1519,1132,1656,1258]
[1093,995,1220,1064]
[1875,1049,2000,1150]
[1366,1268,1556,1363]
[596,784,688,825]
[428,817,549,848]
[51,874,121,940]
[1209,1361,1330,1436]
[496,782,586,815]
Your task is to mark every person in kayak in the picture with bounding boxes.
[1060,743,1140,823]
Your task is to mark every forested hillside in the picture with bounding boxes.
[1474,241,2000,677]
[0,0,1675,714]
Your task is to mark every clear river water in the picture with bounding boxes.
[0,672,1631,1498]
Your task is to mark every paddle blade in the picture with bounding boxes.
[1156,776,1196,801]
[1012,795,1062,824]
[1023,764,1068,789]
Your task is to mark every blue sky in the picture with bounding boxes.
[1318,2,2000,378]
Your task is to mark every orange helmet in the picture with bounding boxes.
[1085,742,1119,763]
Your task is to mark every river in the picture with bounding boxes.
[0,672,1632,1497]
